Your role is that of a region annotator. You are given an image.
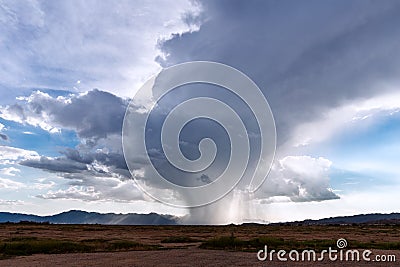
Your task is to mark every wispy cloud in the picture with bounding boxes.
[0,199,25,206]
[0,145,39,164]
[0,167,21,176]
[0,0,201,96]
[288,91,400,148]
[37,178,143,202]
[0,177,25,189]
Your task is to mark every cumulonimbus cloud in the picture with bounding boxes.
[1,87,339,205]
[158,0,400,147]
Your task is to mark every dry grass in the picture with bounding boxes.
[0,223,399,259]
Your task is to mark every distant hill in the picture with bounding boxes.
[0,210,178,225]
[1,210,400,225]
[278,213,400,225]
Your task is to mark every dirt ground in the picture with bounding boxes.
[1,249,399,267]
[0,224,399,266]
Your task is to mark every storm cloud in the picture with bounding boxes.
[3,0,399,222]
[159,0,400,145]
[0,89,127,139]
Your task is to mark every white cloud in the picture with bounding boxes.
[252,184,400,223]
[0,199,25,206]
[0,177,25,189]
[38,186,101,201]
[0,145,39,164]
[280,156,332,178]
[257,155,338,202]
[289,90,400,147]
[38,178,143,202]
[0,122,4,131]
[0,0,202,97]
[0,167,21,176]
[31,181,55,190]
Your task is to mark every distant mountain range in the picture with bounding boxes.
[1,210,400,225]
[276,213,400,225]
[0,210,178,225]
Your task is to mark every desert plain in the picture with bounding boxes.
[0,223,399,266]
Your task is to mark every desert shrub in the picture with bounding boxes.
[200,236,337,252]
[161,236,199,243]
[108,240,143,250]
[199,236,246,250]
[0,239,93,256]
[0,238,161,257]
[350,240,400,250]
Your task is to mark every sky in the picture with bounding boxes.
[0,0,399,224]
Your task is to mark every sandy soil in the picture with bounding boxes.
[1,224,399,244]
[0,224,399,266]
[1,248,399,267]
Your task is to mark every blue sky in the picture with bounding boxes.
[0,0,399,223]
